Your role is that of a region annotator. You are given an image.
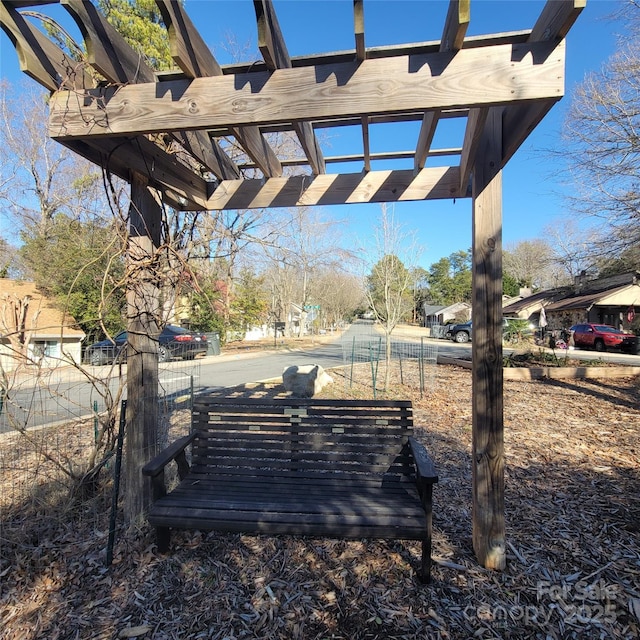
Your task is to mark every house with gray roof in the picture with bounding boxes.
[422,302,471,327]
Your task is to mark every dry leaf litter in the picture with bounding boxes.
[1,362,639,640]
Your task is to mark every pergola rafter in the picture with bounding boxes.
[1,0,585,572]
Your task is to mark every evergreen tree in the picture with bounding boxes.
[19,214,126,343]
[426,250,472,305]
[98,0,175,70]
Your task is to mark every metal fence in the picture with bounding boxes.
[340,335,439,397]
[0,360,198,554]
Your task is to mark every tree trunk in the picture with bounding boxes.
[124,172,162,525]
[384,330,392,389]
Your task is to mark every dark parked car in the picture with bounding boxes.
[447,321,473,343]
[569,323,637,353]
[85,325,208,365]
[445,318,515,343]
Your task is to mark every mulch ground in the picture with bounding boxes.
[1,364,639,639]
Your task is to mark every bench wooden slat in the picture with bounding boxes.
[170,477,416,497]
[151,506,425,530]
[148,508,426,539]
[194,431,409,445]
[193,431,412,444]
[192,447,413,464]
[159,489,424,516]
[193,426,412,437]
[188,463,415,477]
[190,462,412,475]
[183,472,414,489]
[193,413,413,425]
[193,398,413,408]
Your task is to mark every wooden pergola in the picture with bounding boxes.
[1,0,585,570]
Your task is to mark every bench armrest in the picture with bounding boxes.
[142,433,197,478]
[408,437,438,484]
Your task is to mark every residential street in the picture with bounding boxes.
[1,320,638,433]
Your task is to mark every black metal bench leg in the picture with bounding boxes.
[419,539,431,583]
[418,485,434,583]
[157,527,171,552]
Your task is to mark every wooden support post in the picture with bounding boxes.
[471,108,506,570]
[124,171,162,524]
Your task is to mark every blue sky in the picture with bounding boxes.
[0,0,624,269]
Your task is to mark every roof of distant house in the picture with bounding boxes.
[0,279,85,339]
[422,304,446,316]
[502,288,567,314]
[546,283,639,312]
[503,272,640,315]
[423,302,471,315]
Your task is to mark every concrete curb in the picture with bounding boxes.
[503,366,640,381]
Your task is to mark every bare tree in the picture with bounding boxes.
[561,3,640,259]
[311,270,365,330]
[0,82,105,237]
[363,204,420,388]
[260,207,354,337]
[503,239,558,291]
[0,292,35,362]
[0,82,129,502]
[542,220,601,284]
[0,239,22,278]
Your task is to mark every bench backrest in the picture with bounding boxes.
[190,398,415,480]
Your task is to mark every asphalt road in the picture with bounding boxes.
[196,322,640,393]
[196,319,380,391]
[0,322,375,432]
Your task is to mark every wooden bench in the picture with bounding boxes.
[142,398,438,581]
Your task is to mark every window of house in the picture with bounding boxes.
[32,341,59,359]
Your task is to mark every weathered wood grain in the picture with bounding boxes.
[61,0,240,182]
[441,0,470,53]
[206,166,459,209]
[156,0,223,77]
[157,0,282,178]
[471,108,506,571]
[354,0,365,62]
[125,172,162,523]
[499,0,585,166]
[413,0,468,176]
[0,1,93,91]
[414,110,440,171]
[95,136,211,207]
[459,107,489,196]
[254,0,325,174]
[48,40,565,140]
[501,99,557,168]
[529,0,586,43]
[62,0,155,83]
